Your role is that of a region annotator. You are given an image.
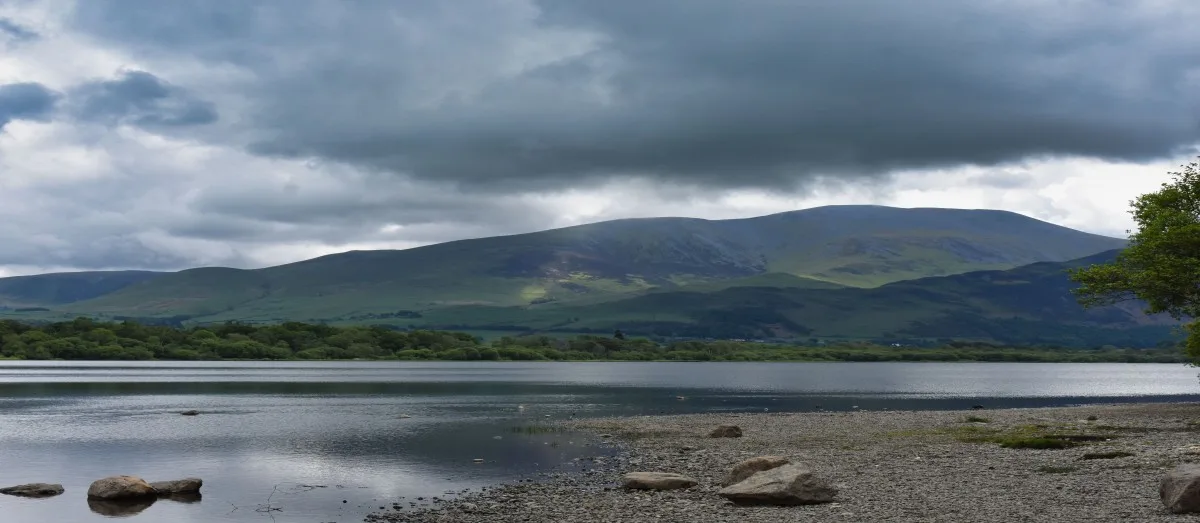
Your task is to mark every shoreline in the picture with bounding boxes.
[368,402,1200,522]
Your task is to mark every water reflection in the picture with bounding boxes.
[87,497,156,517]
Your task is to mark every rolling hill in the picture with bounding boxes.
[414,250,1178,347]
[0,271,163,309]
[44,205,1125,322]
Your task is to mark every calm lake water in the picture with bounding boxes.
[0,361,1198,522]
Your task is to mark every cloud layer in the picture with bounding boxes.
[0,0,1197,275]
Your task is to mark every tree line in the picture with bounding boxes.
[0,318,1185,363]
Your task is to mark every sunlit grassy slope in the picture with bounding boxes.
[410,250,1177,346]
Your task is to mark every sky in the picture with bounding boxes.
[0,0,1198,277]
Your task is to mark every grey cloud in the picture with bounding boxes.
[970,171,1037,190]
[182,176,562,245]
[0,82,59,129]
[0,17,37,43]
[67,70,218,129]
[66,0,1200,192]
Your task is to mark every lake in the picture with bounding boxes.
[0,361,1197,522]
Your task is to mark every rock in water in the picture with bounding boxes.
[621,472,699,491]
[88,497,156,517]
[87,476,157,500]
[717,462,837,505]
[0,483,64,498]
[1161,464,1200,513]
[709,425,743,438]
[724,456,791,486]
[150,478,203,494]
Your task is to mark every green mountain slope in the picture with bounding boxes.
[57,205,1125,322]
[414,250,1177,347]
[0,271,162,308]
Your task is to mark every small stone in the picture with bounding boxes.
[0,483,64,498]
[621,472,698,490]
[710,425,743,438]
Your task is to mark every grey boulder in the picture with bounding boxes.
[1162,464,1200,513]
[724,456,791,486]
[717,462,837,505]
[0,483,64,498]
[621,472,699,491]
[87,476,157,500]
[151,478,203,494]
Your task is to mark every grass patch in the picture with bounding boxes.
[1036,465,1079,474]
[963,415,990,423]
[998,436,1079,449]
[1092,425,1155,433]
[1081,451,1135,460]
[949,423,1114,450]
[616,429,678,441]
[509,425,565,435]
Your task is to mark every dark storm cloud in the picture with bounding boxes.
[67,70,218,129]
[0,17,38,42]
[0,82,59,129]
[65,0,1200,191]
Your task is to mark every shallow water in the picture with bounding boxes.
[0,361,1196,522]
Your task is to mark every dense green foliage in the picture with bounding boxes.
[0,318,1184,363]
[1071,158,1200,361]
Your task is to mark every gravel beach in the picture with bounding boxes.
[367,403,1200,522]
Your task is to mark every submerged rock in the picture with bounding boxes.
[87,476,157,500]
[150,478,203,494]
[1161,464,1200,513]
[621,472,698,491]
[709,425,743,438]
[724,456,790,486]
[0,483,64,498]
[717,462,836,505]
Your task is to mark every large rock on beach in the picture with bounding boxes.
[717,462,837,505]
[1161,464,1200,513]
[724,456,791,486]
[87,476,157,500]
[0,483,64,498]
[709,424,743,438]
[150,478,203,494]
[621,472,698,491]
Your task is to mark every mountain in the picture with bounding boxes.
[0,271,163,309]
[417,250,1178,347]
[18,205,1126,323]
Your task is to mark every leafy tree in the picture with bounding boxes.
[1069,157,1200,360]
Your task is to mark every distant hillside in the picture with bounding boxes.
[25,205,1125,323]
[411,250,1178,347]
[0,271,162,308]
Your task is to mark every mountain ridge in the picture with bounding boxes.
[0,206,1128,332]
